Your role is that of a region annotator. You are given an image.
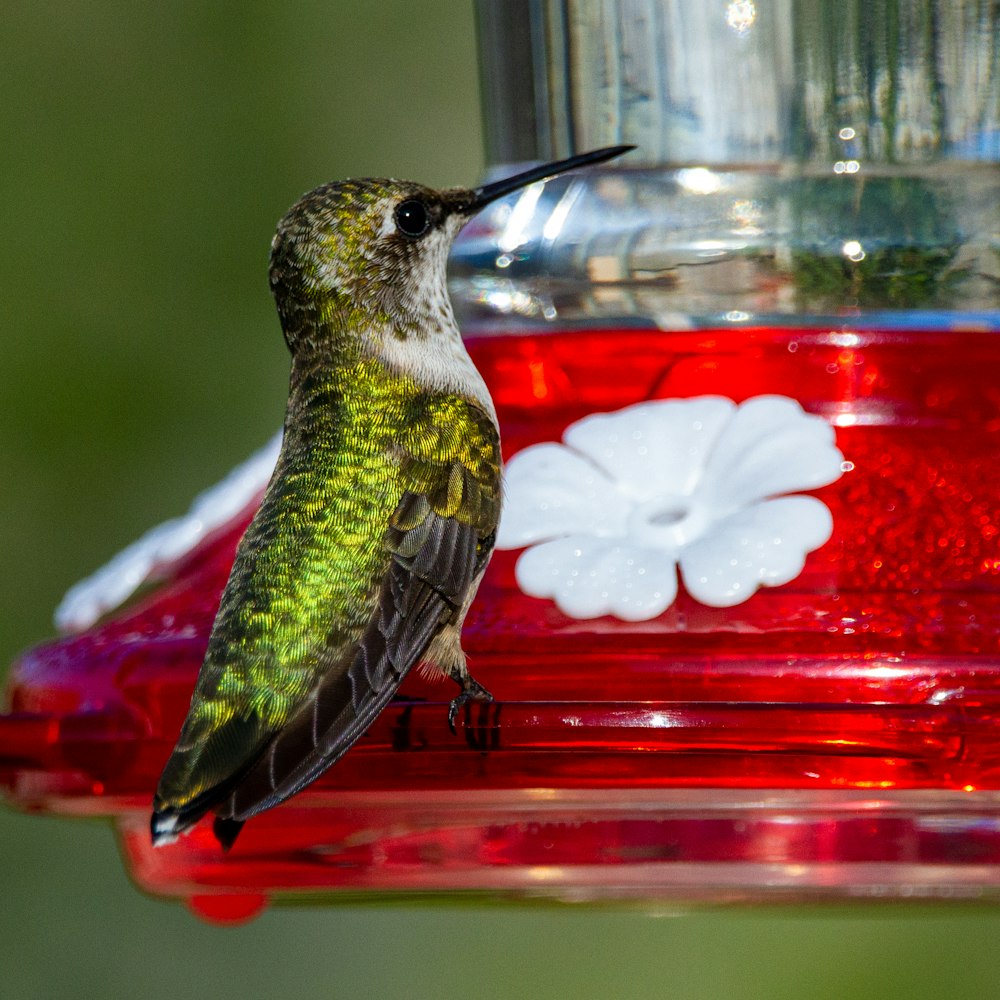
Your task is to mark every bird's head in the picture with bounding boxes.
[268,146,634,356]
[269,178,472,352]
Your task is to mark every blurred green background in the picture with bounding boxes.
[3,3,1000,998]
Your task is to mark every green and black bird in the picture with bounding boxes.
[151,145,634,849]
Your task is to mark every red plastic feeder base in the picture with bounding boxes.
[6,326,1000,915]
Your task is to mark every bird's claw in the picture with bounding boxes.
[447,676,493,735]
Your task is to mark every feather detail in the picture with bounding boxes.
[151,349,500,849]
[216,505,478,822]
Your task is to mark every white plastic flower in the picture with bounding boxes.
[495,395,844,620]
[55,433,282,632]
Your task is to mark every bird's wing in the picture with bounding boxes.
[213,399,501,830]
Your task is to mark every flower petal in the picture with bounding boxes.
[515,536,678,622]
[679,495,833,607]
[496,443,627,548]
[563,397,735,501]
[698,396,843,514]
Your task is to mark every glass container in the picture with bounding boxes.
[456,0,999,332]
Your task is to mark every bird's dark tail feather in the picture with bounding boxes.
[150,802,206,847]
[213,816,246,851]
[151,777,248,850]
[150,802,246,851]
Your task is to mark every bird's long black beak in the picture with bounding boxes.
[464,145,634,213]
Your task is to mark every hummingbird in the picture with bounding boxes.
[150,145,634,850]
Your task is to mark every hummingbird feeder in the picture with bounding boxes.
[8,325,1000,920]
[3,2,1000,921]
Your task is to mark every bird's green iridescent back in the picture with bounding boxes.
[155,343,500,809]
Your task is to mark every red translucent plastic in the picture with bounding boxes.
[6,325,1000,912]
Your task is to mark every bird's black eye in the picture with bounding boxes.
[394,199,431,239]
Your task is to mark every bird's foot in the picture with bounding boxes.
[447,672,494,735]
